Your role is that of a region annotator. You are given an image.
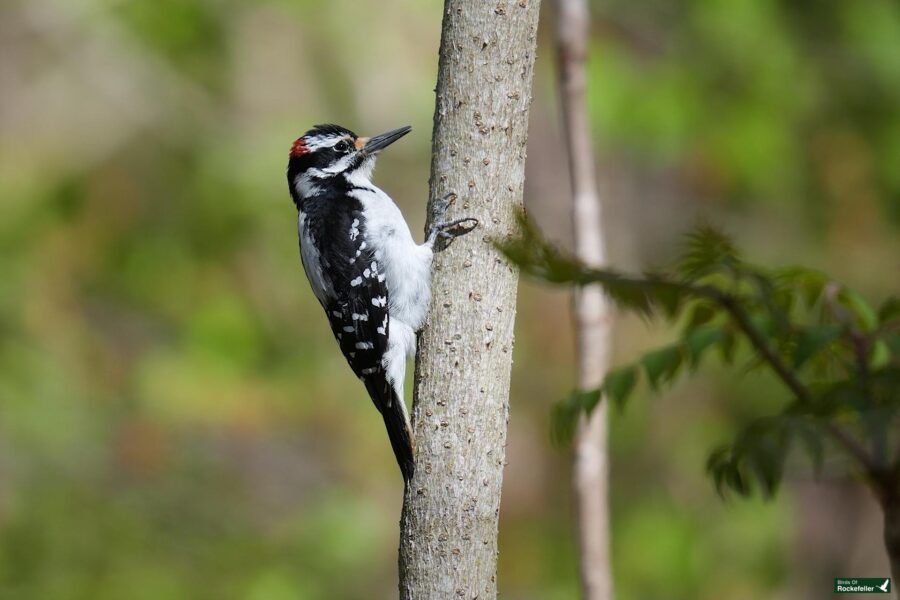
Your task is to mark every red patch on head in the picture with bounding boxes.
[290,137,309,158]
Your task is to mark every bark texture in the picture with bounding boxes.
[555,1,614,599]
[398,1,541,598]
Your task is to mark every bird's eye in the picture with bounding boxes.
[334,140,350,153]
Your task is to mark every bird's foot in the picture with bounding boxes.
[430,192,456,224]
[427,193,478,248]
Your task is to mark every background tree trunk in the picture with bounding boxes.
[398,1,541,598]
[554,1,614,599]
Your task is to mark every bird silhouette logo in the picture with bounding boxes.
[877,579,890,593]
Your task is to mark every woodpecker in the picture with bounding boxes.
[286,123,476,482]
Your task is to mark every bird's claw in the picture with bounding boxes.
[430,192,457,224]
[427,193,478,248]
[432,217,479,240]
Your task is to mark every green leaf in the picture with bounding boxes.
[871,367,900,408]
[744,429,788,498]
[708,417,795,499]
[707,446,731,497]
[839,288,878,331]
[707,446,749,498]
[871,340,891,370]
[777,267,828,307]
[749,313,776,336]
[885,332,900,359]
[750,272,794,335]
[726,466,748,496]
[816,380,867,416]
[603,366,638,409]
[655,285,686,319]
[677,225,741,280]
[495,209,593,287]
[576,272,690,319]
[640,345,683,388]
[595,275,658,316]
[878,296,900,324]
[683,326,725,368]
[718,329,738,364]
[793,324,842,368]
[551,390,595,446]
[748,454,784,497]
[684,302,717,329]
[772,288,796,318]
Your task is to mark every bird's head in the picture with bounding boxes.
[287,123,411,202]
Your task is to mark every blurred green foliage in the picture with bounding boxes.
[1,0,898,598]
[501,215,898,502]
[587,0,900,218]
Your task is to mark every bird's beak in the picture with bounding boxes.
[361,126,412,154]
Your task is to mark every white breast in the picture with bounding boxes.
[349,185,433,331]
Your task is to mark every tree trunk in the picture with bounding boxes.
[554,1,614,599]
[398,1,541,598]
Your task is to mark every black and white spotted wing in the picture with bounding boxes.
[301,201,384,371]
[323,227,390,384]
[299,195,390,383]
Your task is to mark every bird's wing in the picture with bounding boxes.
[315,208,391,391]
[324,263,390,385]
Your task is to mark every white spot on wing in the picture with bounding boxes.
[350,276,363,287]
[372,296,387,307]
[355,341,374,350]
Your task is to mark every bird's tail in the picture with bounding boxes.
[364,377,415,482]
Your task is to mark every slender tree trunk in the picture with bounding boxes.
[398,1,541,598]
[554,1,614,599]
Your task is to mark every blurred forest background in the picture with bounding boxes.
[1,0,899,598]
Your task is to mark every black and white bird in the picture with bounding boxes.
[286,124,475,482]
